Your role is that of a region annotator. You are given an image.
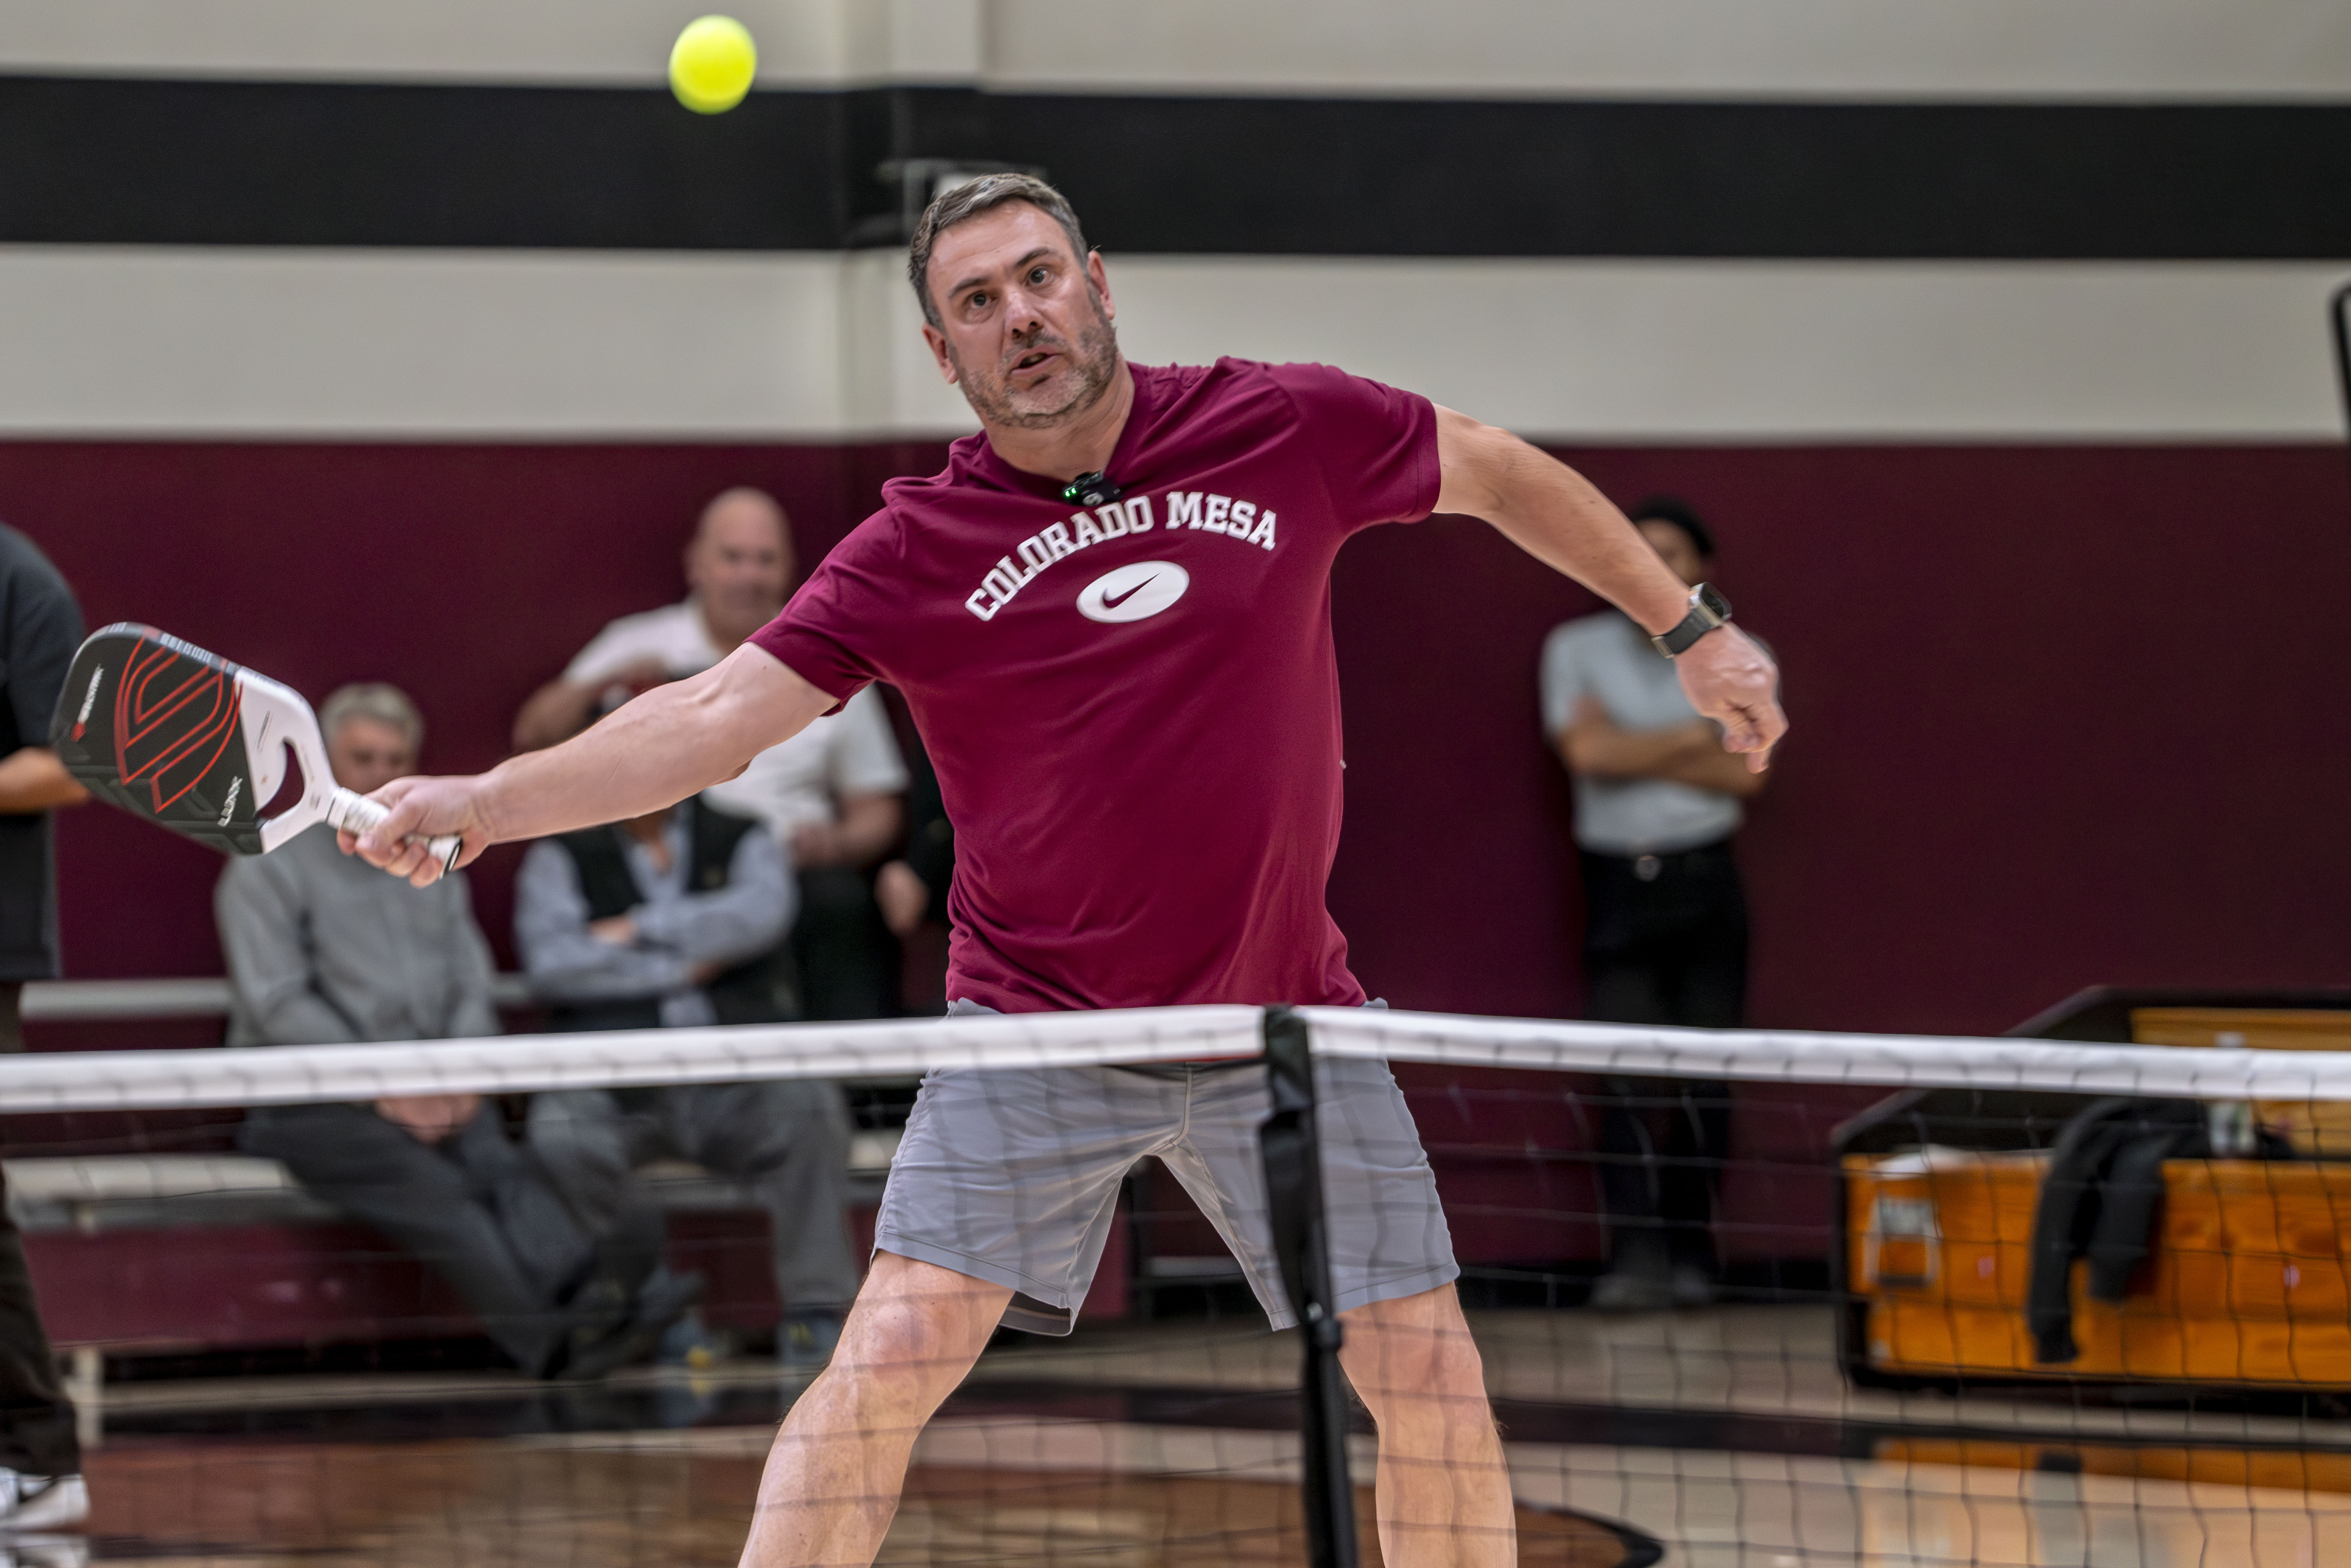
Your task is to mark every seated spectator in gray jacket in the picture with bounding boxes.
[220,683,692,1380]
[515,792,860,1367]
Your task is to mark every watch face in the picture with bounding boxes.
[1697,583,1732,621]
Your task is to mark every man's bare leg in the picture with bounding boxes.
[739,1252,1013,1568]
[1338,1284,1515,1568]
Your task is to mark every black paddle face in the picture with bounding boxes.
[50,623,267,856]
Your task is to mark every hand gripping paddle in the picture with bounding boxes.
[49,624,461,873]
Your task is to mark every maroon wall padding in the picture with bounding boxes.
[28,1201,1126,1354]
[13,440,2351,1038]
[1333,444,2351,1034]
[16,440,949,986]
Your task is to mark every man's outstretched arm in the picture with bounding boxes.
[1433,406,1787,768]
[350,644,835,886]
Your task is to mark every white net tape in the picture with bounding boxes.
[7,1004,2349,1113]
[0,1006,1263,1112]
[1304,1007,2351,1100]
[21,1001,2351,1568]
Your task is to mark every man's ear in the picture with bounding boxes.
[1087,250,1115,322]
[921,322,960,385]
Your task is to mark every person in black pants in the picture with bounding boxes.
[1539,498,1772,1311]
[874,714,954,1012]
[0,526,91,1529]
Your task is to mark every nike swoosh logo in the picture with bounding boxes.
[1077,561,1189,625]
[1100,576,1156,610]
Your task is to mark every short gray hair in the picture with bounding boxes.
[907,173,1091,330]
[320,683,423,752]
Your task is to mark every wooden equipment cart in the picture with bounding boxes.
[1833,986,2351,1391]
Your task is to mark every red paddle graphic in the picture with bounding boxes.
[51,623,460,872]
[114,640,245,815]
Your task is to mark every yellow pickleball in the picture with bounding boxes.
[669,16,757,114]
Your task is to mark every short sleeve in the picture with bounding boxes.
[1265,361,1441,530]
[1538,624,1590,736]
[749,513,898,707]
[828,688,910,797]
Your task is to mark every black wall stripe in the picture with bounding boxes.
[2,75,2348,259]
[0,77,847,248]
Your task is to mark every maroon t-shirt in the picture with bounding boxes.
[752,358,1440,1013]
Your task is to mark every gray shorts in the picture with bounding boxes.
[874,1010,1458,1335]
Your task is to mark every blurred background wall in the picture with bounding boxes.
[6,0,2350,1033]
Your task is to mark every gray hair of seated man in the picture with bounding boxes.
[319,682,424,753]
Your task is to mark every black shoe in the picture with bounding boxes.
[558,1268,707,1382]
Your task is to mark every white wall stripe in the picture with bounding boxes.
[1108,257,2351,443]
[0,0,981,88]
[988,0,2351,101]
[0,0,2344,99]
[0,247,2336,441]
[0,247,977,440]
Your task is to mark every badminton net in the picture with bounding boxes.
[7,1003,2351,1568]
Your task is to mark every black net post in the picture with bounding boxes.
[1258,1005,1359,1568]
[2334,281,2351,497]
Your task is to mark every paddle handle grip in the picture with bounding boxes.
[327,788,463,875]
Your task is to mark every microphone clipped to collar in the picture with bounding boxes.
[1061,471,1123,508]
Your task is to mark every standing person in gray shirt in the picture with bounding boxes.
[1540,497,1772,1311]
[223,684,690,1378]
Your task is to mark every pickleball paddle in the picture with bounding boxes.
[49,623,461,873]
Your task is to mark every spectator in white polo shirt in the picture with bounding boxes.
[1541,496,1772,1313]
[512,488,910,1019]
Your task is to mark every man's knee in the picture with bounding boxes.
[826,1253,1010,1403]
[1338,1285,1492,1419]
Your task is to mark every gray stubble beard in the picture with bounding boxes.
[949,293,1122,431]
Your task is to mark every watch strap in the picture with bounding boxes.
[1651,583,1732,657]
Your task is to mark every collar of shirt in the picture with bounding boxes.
[619,813,695,906]
[966,356,1164,500]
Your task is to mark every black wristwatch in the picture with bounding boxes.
[1651,583,1733,657]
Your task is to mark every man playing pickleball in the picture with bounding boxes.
[357,175,1785,1568]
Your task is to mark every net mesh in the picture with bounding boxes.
[10,1004,2351,1568]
